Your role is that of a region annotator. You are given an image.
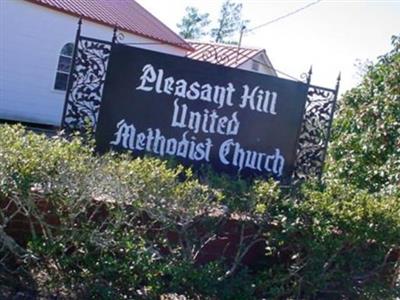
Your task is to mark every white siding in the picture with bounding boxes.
[0,0,186,126]
[238,53,277,77]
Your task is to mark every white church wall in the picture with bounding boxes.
[0,0,186,126]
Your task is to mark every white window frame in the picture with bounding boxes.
[54,43,74,91]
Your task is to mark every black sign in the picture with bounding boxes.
[96,44,308,184]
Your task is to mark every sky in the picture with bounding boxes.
[136,0,400,95]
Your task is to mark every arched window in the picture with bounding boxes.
[54,43,74,91]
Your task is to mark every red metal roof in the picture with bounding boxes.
[28,0,193,51]
[186,42,263,68]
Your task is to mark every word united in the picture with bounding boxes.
[110,63,285,177]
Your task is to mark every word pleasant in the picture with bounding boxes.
[136,64,279,114]
[137,64,234,109]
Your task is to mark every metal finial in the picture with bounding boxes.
[335,71,341,92]
[112,25,118,44]
[307,65,313,85]
[77,17,82,35]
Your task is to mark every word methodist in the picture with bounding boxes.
[95,44,308,184]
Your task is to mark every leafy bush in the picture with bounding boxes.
[327,35,400,195]
[1,124,399,299]
[0,125,220,298]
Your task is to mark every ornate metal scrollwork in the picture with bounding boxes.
[201,44,230,65]
[300,66,312,84]
[112,29,125,44]
[293,85,337,182]
[63,38,111,130]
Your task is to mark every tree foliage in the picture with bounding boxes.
[211,0,248,43]
[177,7,211,40]
[178,1,248,44]
[327,35,400,195]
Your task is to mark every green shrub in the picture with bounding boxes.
[0,123,399,299]
[327,35,400,195]
[0,124,220,298]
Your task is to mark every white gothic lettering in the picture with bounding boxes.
[110,119,213,162]
[240,85,277,115]
[171,98,240,135]
[218,139,285,176]
[136,64,236,109]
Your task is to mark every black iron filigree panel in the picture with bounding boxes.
[200,44,231,65]
[293,85,337,182]
[62,38,111,130]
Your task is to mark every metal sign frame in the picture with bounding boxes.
[61,20,340,184]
